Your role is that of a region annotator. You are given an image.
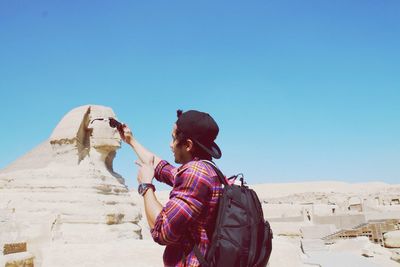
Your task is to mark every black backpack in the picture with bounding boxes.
[194,161,273,267]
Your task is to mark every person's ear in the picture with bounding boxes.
[186,139,194,152]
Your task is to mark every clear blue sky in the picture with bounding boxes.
[1,0,399,189]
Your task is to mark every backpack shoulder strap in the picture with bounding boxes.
[200,160,228,186]
[193,160,227,267]
[193,245,209,267]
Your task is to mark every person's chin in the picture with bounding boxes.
[174,156,181,164]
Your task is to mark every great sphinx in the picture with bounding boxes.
[0,105,141,253]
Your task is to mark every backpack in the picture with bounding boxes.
[193,161,273,267]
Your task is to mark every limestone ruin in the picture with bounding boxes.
[256,182,400,266]
[0,105,141,266]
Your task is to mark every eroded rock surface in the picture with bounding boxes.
[0,105,141,252]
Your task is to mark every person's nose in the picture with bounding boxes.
[169,141,173,150]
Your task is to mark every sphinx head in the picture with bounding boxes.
[49,105,122,170]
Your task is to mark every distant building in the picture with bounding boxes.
[322,219,400,246]
[391,198,400,205]
[348,197,363,212]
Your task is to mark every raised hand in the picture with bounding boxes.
[119,124,135,145]
[135,156,155,184]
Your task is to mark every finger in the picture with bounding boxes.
[123,127,130,134]
[117,127,125,137]
[122,124,130,132]
[119,132,126,141]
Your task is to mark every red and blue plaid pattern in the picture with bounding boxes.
[151,159,224,267]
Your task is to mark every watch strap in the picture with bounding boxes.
[138,183,156,196]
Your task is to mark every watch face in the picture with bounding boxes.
[138,183,154,196]
[138,184,146,195]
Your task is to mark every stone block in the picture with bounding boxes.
[384,230,400,248]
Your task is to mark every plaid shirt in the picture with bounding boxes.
[151,159,224,267]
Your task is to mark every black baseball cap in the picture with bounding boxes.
[176,110,222,159]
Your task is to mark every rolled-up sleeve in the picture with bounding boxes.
[154,160,176,187]
[151,161,212,245]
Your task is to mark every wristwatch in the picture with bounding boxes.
[138,183,156,196]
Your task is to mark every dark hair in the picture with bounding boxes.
[176,110,212,160]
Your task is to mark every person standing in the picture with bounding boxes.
[120,110,225,267]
